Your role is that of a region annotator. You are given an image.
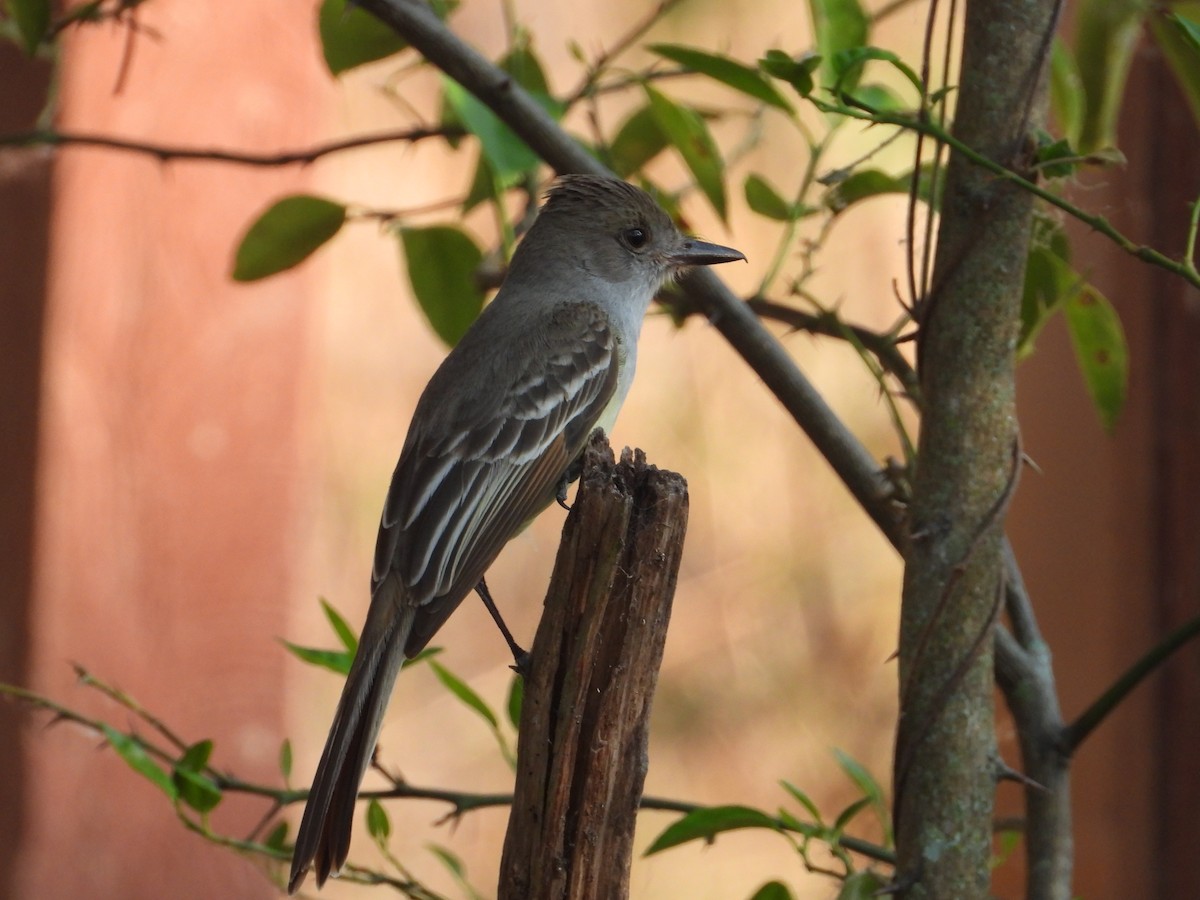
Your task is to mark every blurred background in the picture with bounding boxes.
[1,1,1197,898]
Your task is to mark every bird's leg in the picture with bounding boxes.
[555,456,585,510]
[475,577,530,675]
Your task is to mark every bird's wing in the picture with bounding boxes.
[372,301,621,655]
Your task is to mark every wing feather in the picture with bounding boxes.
[371,301,621,656]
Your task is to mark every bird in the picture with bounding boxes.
[288,175,745,893]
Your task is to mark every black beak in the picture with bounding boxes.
[668,238,746,267]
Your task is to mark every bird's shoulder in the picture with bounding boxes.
[372,298,620,603]
[411,298,616,449]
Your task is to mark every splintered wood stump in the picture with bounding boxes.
[498,433,688,900]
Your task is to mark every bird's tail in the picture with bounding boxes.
[288,583,415,894]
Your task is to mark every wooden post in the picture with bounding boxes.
[498,433,688,900]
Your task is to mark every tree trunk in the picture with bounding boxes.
[499,434,687,900]
[895,1,1060,896]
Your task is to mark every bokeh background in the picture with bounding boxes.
[2,1,1197,898]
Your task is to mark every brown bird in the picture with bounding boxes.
[288,175,744,892]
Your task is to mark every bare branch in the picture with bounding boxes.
[0,126,458,166]
[744,298,919,401]
[564,0,684,106]
[1064,613,1200,754]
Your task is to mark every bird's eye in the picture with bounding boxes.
[623,227,649,249]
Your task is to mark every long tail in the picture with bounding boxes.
[289,583,415,893]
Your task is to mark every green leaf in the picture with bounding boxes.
[1075,0,1147,151]
[500,40,565,121]
[1064,284,1128,432]
[644,85,727,220]
[1050,39,1085,146]
[780,780,824,825]
[426,0,458,18]
[366,798,391,841]
[831,46,921,96]
[1151,9,1200,129]
[831,795,872,833]
[609,105,671,178]
[102,726,177,799]
[429,660,498,728]
[8,0,51,55]
[173,765,223,813]
[443,78,538,182]
[645,805,780,855]
[279,739,293,780]
[428,844,468,878]
[178,739,214,772]
[317,0,408,75]
[749,881,795,900]
[744,174,790,220]
[807,0,869,91]
[398,226,486,347]
[824,168,906,211]
[428,843,483,899]
[232,195,346,282]
[759,50,822,98]
[776,807,821,838]
[506,671,524,729]
[833,748,890,844]
[280,639,353,676]
[1032,130,1080,179]
[460,154,497,214]
[845,82,905,112]
[837,871,887,900]
[264,820,289,851]
[404,646,443,667]
[649,44,794,112]
[1019,221,1075,358]
[1174,9,1200,49]
[991,826,1022,870]
[320,598,358,653]
[501,40,550,95]
[171,742,222,814]
[744,174,810,222]
[833,748,884,808]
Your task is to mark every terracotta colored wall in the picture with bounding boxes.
[997,41,1200,898]
[0,39,53,893]
[11,5,331,897]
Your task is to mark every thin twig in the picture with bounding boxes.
[564,0,684,106]
[0,674,894,871]
[71,663,190,753]
[0,126,458,166]
[1001,539,1043,652]
[1185,196,1200,279]
[815,100,1200,291]
[746,298,919,401]
[1063,612,1200,754]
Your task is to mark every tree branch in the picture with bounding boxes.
[743,298,919,402]
[812,100,1200,292]
[0,126,458,166]
[1063,612,1200,754]
[563,0,683,106]
[0,672,895,878]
